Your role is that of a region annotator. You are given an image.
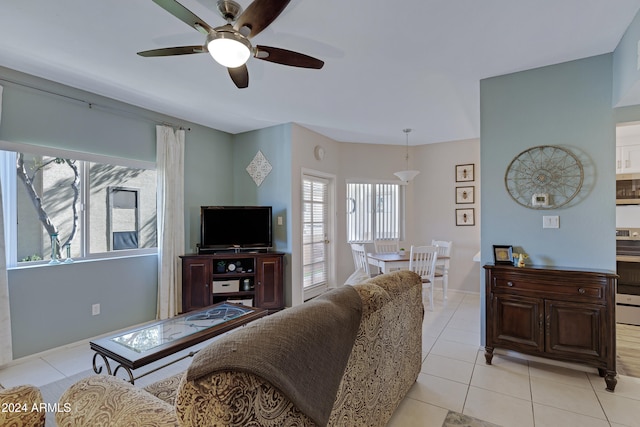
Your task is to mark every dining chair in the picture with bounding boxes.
[409,245,438,311]
[373,238,400,253]
[350,243,371,277]
[372,238,400,274]
[431,240,452,300]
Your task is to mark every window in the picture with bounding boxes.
[302,176,329,289]
[346,182,403,243]
[1,144,157,266]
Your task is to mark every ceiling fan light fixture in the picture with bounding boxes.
[207,30,251,68]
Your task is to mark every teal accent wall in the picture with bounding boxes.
[231,124,293,305]
[613,8,640,107]
[232,124,292,247]
[0,68,155,162]
[480,54,616,345]
[480,54,615,271]
[8,256,158,357]
[0,67,233,357]
[183,126,234,253]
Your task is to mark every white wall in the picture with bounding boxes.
[290,124,341,305]
[413,139,482,293]
[291,125,482,297]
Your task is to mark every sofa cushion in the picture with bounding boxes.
[143,372,184,406]
[0,384,46,427]
[182,285,362,426]
[56,376,177,427]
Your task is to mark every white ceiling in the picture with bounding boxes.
[1,0,640,146]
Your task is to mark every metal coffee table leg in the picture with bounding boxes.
[92,352,112,375]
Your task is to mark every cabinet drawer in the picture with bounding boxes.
[492,276,604,301]
[212,280,240,293]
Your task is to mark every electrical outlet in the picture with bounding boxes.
[92,303,100,316]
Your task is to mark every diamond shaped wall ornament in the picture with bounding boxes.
[246,150,272,186]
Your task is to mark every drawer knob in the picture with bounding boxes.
[578,288,586,294]
[507,281,514,287]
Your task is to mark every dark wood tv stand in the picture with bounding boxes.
[181,252,284,313]
[484,264,618,392]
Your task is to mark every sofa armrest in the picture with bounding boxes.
[177,371,317,426]
[0,384,46,427]
[55,375,178,427]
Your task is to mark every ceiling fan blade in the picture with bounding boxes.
[228,65,249,88]
[255,46,324,69]
[152,0,213,34]
[233,0,290,39]
[137,45,207,57]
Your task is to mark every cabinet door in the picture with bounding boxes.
[491,294,544,352]
[616,146,624,173]
[545,300,604,359]
[621,144,640,173]
[182,258,211,312]
[255,255,283,310]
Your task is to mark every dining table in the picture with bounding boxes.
[367,251,450,298]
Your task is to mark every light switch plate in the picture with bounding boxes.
[543,215,559,229]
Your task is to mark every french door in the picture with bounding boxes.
[302,173,334,299]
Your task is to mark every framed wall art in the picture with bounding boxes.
[493,245,514,265]
[455,163,474,182]
[455,208,475,226]
[456,186,474,204]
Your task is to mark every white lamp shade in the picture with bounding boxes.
[394,170,420,182]
[208,38,251,68]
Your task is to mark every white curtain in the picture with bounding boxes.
[156,125,185,319]
[0,84,13,365]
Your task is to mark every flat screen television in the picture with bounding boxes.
[200,206,272,250]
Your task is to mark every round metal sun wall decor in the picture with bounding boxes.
[504,145,584,209]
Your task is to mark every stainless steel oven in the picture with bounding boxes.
[616,228,640,325]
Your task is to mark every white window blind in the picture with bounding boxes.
[302,176,328,288]
[347,182,402,243]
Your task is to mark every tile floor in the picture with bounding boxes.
[1,291,640,426]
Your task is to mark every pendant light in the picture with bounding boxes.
[394,128,420,182]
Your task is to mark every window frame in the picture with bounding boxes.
[0,140,157,268]
[346,179,406,244]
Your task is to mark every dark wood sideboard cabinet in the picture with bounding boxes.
[484,264,618,392]
[181,252,284,313]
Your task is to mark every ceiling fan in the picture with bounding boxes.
[138,0,324,88]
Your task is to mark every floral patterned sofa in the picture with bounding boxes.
[0,383,46,427]
[56,270,423,427]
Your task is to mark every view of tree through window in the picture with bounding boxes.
[5,149,157,264]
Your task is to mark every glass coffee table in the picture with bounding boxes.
[90,302,266,384]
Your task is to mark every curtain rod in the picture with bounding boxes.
[0,76,191,131]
